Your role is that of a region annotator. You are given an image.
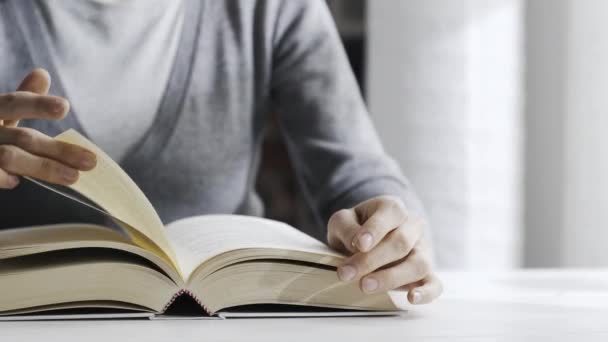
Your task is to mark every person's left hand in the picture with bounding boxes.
[327,195,442,305]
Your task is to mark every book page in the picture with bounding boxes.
[0,224,182,285]
[166,215,342,279]
[55,130,179,271]
[0,247,178,314]
[0,224,129,252]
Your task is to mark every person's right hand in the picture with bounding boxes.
[0,68,97,189]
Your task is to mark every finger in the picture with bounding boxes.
[0,168,20,189]
[337,225,418,282]
[327,208,360,254]
[0,127,96,170]
[5,68,52,127]
[0,92,69,121]
[0,145,80,185]
[353,197,410,252]
[18,68,51,94]
[406,274,443,305]
[358,246,431,294]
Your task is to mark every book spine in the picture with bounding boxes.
[162,289,213,316]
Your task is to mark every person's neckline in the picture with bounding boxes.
[11,0,205,166]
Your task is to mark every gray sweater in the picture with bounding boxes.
[0,0,425,239]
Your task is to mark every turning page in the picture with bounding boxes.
[54,130,179,270]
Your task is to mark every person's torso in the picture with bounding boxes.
[35,0,185,160]
[0,0,277,229]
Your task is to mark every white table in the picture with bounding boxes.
[2,270,608,341]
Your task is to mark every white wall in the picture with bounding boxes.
[524,0,608,267]
[562,0,608,266]
[367,0,524,269]
[523,0,568,267]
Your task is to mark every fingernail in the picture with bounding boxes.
[362,277,379,293]
[7,175,19,188]
[62,168,79,183]
[411,290,423,304]
[79,151,97,169]
[52,99,67,115]
[337,265,356,282]
[357,233,373,251]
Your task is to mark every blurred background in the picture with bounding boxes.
[257,0,608,270]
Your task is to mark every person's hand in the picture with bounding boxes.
[328,195,442,305]
[0,68,96,189]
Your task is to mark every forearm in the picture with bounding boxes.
[322,174,427,226]
[270,0,431,241]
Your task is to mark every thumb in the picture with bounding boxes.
[4,68,52,127]
[327,208,361,254]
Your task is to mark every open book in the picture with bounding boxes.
[0,130,404,318]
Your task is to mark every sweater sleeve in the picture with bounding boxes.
[269,0,429,229]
